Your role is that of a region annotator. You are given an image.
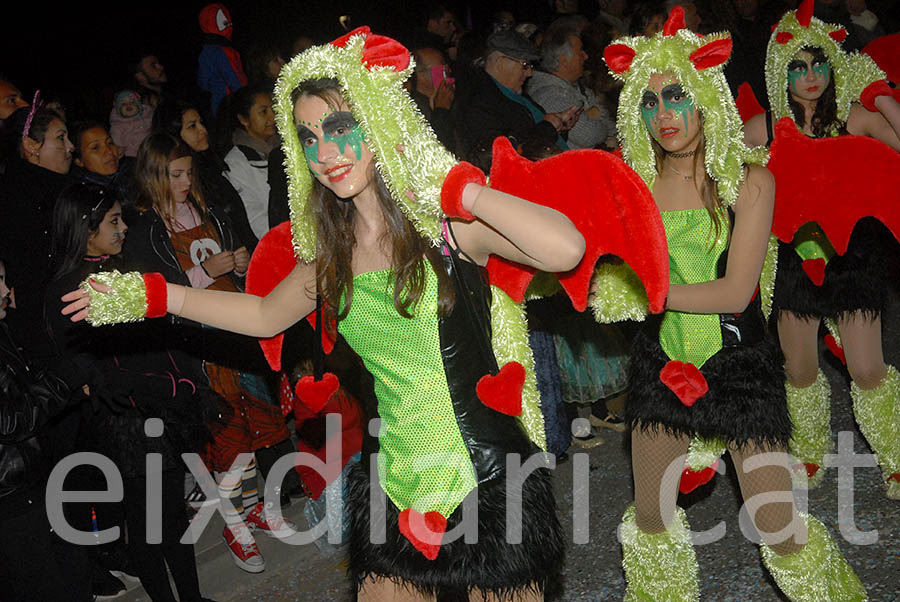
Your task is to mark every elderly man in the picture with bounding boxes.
[526,24,616,150]
[457,30,580,168]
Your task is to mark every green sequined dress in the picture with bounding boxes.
[626,208,792,447]
[338,245,563,594]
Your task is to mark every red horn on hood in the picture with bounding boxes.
[662,6,685,36]
[796,0,814,28]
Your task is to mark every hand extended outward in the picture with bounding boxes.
[61,280,109,323]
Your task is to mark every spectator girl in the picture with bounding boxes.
[126,133,291,574]
[68,121,134,206]
[45,182,218,602]
[219,85,278,241]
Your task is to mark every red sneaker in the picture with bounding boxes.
[246,501,298,538]
[223,524,265,573]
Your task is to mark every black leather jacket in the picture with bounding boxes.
[0,322,71,503]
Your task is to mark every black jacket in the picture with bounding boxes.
[0,159,74,366]
[0,322,72,511]
[122,203,267,373]
[196,150,258,253]
[455,69,558,169]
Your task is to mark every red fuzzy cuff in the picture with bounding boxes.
[860,80,893,112]
[440,161,485,221]
[142,273,168,318]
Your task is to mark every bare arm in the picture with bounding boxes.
[449,183,586,272]
[742,112,769,149]
[168,261,317,337]
[847,102,900,152]
[666,165,774,314]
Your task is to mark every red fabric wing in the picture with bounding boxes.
[398,509,447,561]
[862,33,900,85]
[735,82,765,123]
[484,137,668,314]
[768,118,900,254]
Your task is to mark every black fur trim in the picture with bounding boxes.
[346,460,563,598]
[626,327,792,449]
[773,218,892,320]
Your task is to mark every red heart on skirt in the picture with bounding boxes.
[476,362,525,416]
[398,509,447,561]
[294,372,339,413]
[659,360,708,407]
[679,460,719,494]
[824,334,846,365]
[801,258,826,286]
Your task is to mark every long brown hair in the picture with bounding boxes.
[292,79,455,330]
[651,126,728,246]
[134,132,209,227]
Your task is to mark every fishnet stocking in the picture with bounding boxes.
[837,312,887,389]
[777,311,821,388]
[631,428,690,534]
[729,442,806,556]
[473,586,543,602]
[632,429,807,556]
[358,577,435,602]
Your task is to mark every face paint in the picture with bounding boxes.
[661,84,694,138]
[298,111,364,176]
[641,91,659,133]
[788,52,830,97]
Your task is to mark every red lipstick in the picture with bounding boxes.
[325,164,353,183]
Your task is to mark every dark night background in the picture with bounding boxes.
[1,0,557,120]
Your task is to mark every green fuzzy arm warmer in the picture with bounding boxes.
[589,262,651,323]
[80,270,150,326]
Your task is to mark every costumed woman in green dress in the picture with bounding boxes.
[602,7,866,600]
[742,0,900,497]
[59,29,590,601]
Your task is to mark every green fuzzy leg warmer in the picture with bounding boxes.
[589,262,650,324]
[786,370,832,489]
[851,364,900,498]
[80,270,149,326]
[685,436,726,472]
[761,513,867,602]
[620,505,699,602]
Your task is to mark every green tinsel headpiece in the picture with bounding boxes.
[766,0,884,126]
[272,27,458,261]
[603,7,767,207]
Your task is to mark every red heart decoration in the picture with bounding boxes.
[805,463,820,478]
[679,460,719,494]
[801,258,826,286]
[888,473,900,483]
[824,334,846,365]
[476,362,525,416]
[829,28,847,43]
[294,372,340,413]
[398,509,446,560]
[659,360,708,407]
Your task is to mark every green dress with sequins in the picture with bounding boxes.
[337,268,479,519]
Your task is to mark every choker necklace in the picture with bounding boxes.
[668,149,696,159]
[667,164,693,180]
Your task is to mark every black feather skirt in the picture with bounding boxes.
[626,325,792,450]
[345,459,563,598]
[772,218,895,320]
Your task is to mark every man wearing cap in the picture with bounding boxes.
[457,30,581,167]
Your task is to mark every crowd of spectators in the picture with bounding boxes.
[0,0,897,600]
